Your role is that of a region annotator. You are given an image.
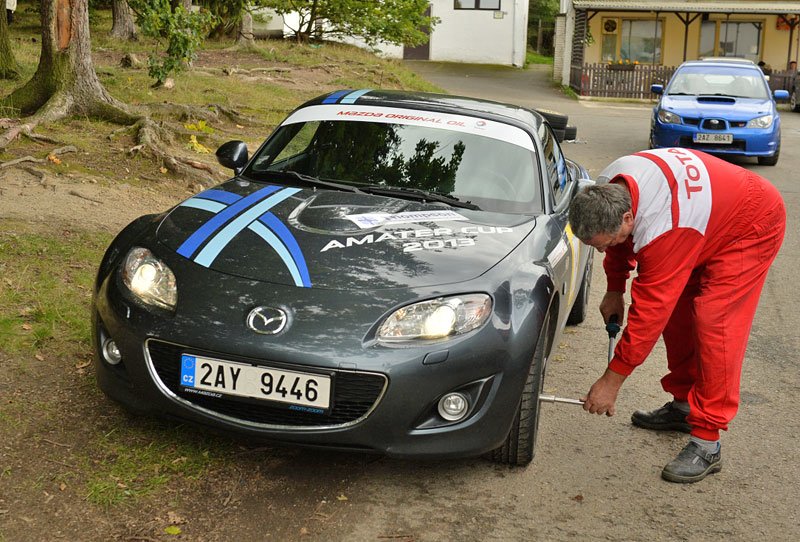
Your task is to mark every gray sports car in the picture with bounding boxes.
[92,90,594,466]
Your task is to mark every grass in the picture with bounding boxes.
[526,49,554,66]
[85,421,234,507]
[0,223,110,355]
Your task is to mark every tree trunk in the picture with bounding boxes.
[110,0,137,41]
[0,7,20,79]
[237,10,255,47]
[2,0,137,130]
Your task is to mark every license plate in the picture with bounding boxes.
[179,354,332,410]
[694,133,732,144]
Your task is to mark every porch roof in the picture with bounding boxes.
[572,1,800,14]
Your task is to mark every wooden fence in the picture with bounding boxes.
[570,63,677,99]
[569,64,796,99]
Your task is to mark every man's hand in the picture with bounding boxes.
[581,368,627,416]
[600,291,625,324]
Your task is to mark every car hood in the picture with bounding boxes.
[156,180,536,290]
[660,95,774,118]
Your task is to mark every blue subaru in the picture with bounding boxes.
[650,58,789,166]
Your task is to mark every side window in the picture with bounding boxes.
[538,124,568,207]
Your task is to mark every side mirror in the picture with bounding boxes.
[774,89,790,101]
[650,84,664,95]
[216,140,249,174]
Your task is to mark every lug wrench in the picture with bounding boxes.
[538,315,621,406]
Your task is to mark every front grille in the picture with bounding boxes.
[147,340,387,428]
[680,136,746,152]
[701,118,727,130]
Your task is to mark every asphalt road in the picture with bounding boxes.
[278,62,797,542]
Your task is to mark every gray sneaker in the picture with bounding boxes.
[631,401,691,433]
[661,441,722,483]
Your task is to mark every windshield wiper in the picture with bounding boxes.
[265,169,364,193]
[359,185,481,211]
[667,92,696,96]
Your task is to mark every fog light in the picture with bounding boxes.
[437,392,469,422]
[102,339,122,365]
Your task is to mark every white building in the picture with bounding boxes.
[257,1,530,67]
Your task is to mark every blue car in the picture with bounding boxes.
[650,58,789,166]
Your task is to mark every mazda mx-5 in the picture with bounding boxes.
[92,90,593,466]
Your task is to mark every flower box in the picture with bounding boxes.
[608,63,636,71]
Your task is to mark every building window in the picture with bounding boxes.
[700,20,762,62]
[455,1,501,10]
[601,19,662,64]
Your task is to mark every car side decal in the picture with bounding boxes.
[177,187,312,288]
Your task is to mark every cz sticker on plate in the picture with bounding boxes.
[179,354,332,411]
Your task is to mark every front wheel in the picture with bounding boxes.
[490,315,550,466]
[758,145,780,166]
[792,89,800,112]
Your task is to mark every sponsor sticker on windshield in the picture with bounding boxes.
[345,210,468,229]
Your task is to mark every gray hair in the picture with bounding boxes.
[568,183,632,240]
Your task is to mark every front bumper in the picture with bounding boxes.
[92,268,544,459]
[651,120,780,156]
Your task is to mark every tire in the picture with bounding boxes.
[648,130,656,149]
[792,89,800,112]
[534,108,569,130]
[567,253,593,325]
[554,128,566,142]
[490,314,550,466]
[758,144,780,166]
[564,125,578,141]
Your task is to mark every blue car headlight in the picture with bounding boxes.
[377,294,492,343]
[657,109,681,124]
[121,247,178,310]
[747,115,774,129]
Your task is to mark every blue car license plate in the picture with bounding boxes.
[694,133,732,144]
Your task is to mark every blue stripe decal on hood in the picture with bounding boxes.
[178,197,311,288]
[196,189,242,205]
[248,222,306,287]
[177,185,281,258]
[322,90,350,104]
[180,198,225,213]
[193,188,302,268]
[258,212,311,287]
[339,89,371,104]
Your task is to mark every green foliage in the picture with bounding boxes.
[262,0,437,46]
[128,0,217,84]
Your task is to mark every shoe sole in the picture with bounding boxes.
[661,461,722,483]
[631,415,691,433]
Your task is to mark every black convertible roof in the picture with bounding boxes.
[300,89,545,132]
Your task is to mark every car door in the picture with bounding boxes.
[538,123,582,330]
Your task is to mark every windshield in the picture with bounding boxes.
[666,66,769,99]
[244,106,543,214]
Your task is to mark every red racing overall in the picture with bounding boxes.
[599,148,786,440]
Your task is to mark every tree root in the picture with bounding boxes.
[129,117,223,187]
[148,102,256,126]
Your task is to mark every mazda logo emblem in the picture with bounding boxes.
[246,306,288,335]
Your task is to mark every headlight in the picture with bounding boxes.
[747,115,774,129]
[121,247,177,310]
[377,294,492,343]
[657,109,681,124]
